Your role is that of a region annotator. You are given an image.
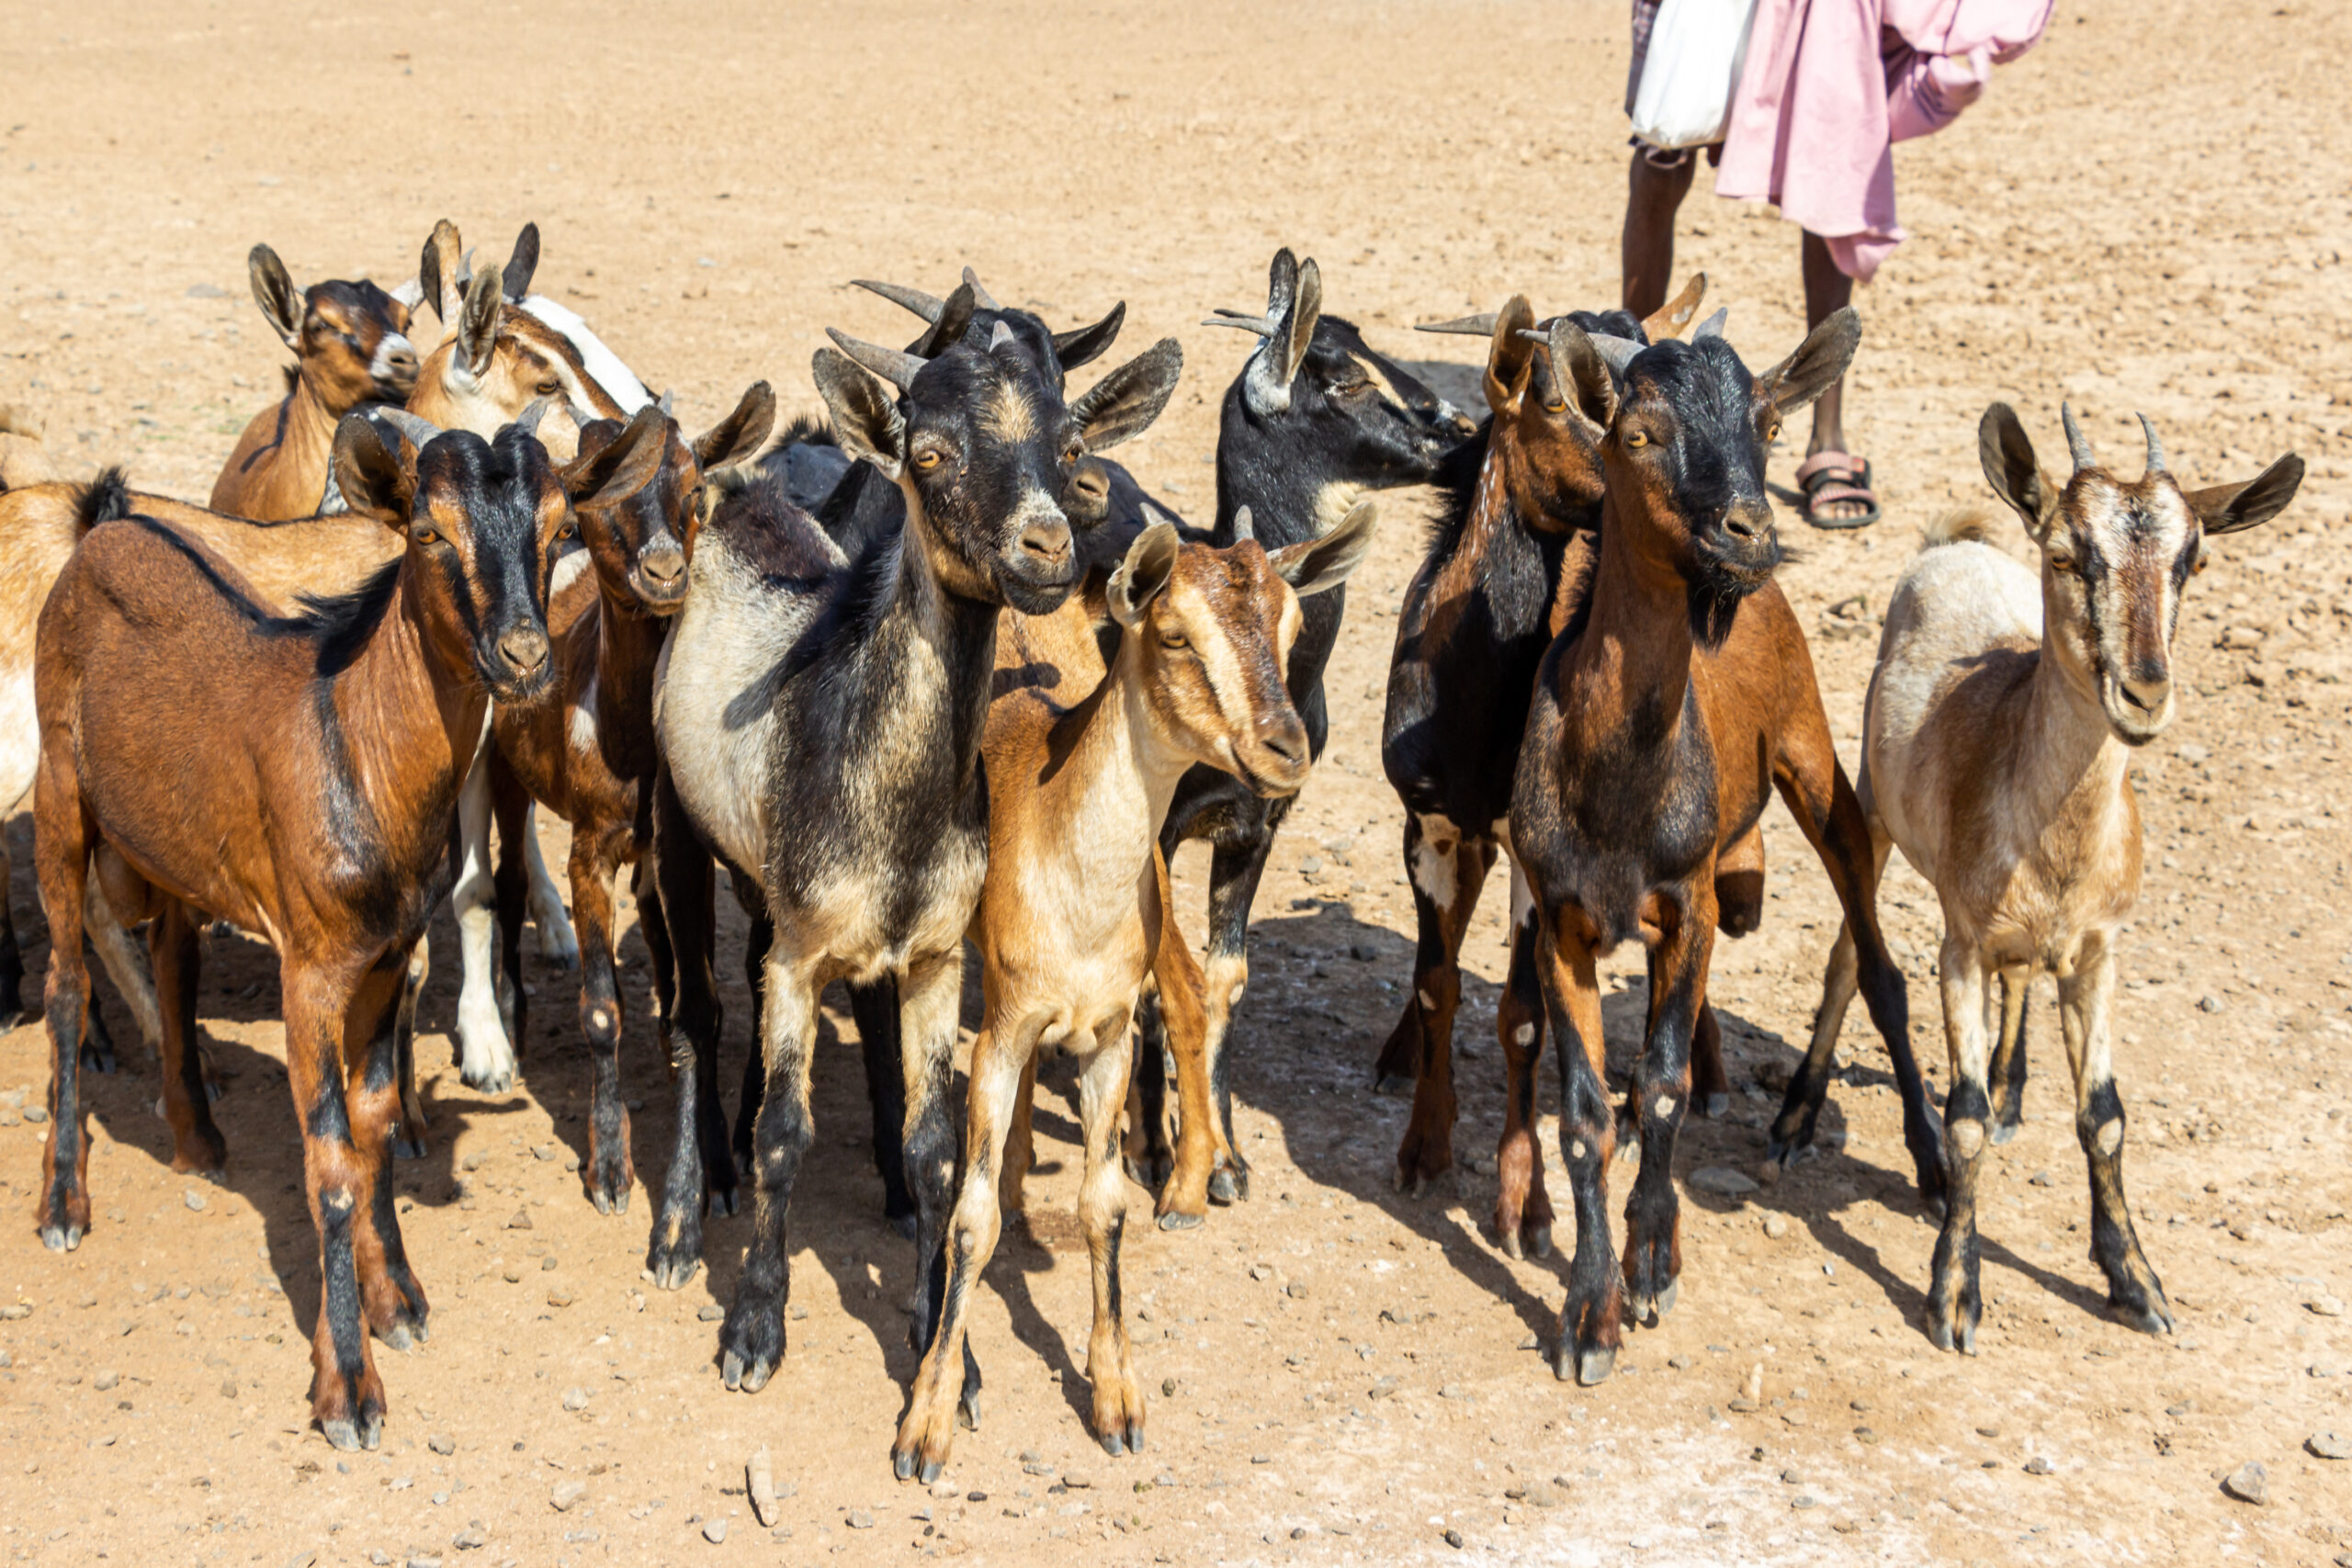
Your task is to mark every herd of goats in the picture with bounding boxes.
[0,219,2305,1477]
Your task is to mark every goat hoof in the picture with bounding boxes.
[889,1209,917,1240]
[1207,1169,1240,1206]
[1372,1072,1414,1098]
[1156,1209,1203,1233]
[1528,1225,1554,1260]
[204,1077,225,1104]
[957,1389,981,1432]
[461,1066,514,1095]
[79,1044,119,1075]
[1575,1344,1616,1386]
[708,1186,741,1218]
[920,1456,944,1484]
[38,1224,82,1253]
[0,1007,21,1033]
[1498,1228,1523,1261]
[392,1135,427,1162]
[1102,1429,1126,1458]
[1700,1092,1730,1120]
[321,1418,363,1453]
[720,1349,775,1393]
[1989,1117,2021,1146]
[379,1324,413,1352]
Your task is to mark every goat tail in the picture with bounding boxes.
[73,467,135,535]
[1921,505,1998,552]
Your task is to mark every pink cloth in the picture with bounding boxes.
[1713,0,2052,281]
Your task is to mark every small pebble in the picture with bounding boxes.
[506,1210,533,1231]
[94,1370,119,1392]
[428,1434,454,1456]
[2028,1170,2052,1187]
[696,1303,725,1322]
[561,1388,589,1412]
[2307,1432,2351,1461]
[1762,1213,1789,1240]
[701,1517,727,1544]
[2024,1456,2053,1475]
[2222,1461,2267,1505]
[550,1480,586,1513]
[23,1105,46,1123]
[846,1510,874,1530]
[1688,1166,1759,1199]
[449,1529,484,1551]
[2307,1295,2346,1318]
[1442,1528,1464,1549]
[1161,1377,1177,1397]
[540,1256,558,1272]
[184,1190,208,1213]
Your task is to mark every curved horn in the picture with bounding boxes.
[514,397,553,438]
[961,265,1001,310]
[1691,308,1729,342]
[370,407,446,450]
[988,321,1016,352]
[2136,412,2165,477]
[909,280,978,358]
[1589,333,1645,375]
[824,328,928,391]
[2061,402,2097,472]
[1229,504,1254,543]
[1418,312,1499,336]
[852,278,945,323]
[658,389,675,417]
[1202,314,1276,336]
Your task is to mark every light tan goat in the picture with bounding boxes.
[1805,403,2301,1355]
[890,506,1376,1482]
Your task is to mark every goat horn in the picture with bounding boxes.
[515,398,553,438]
[370,407,446,450]
[1418,312,1500,336]
[1140,502,1182,530]
[1230,504,1254,543]
[852,278,945,323]
[2061,402,2096,472]
[1691,308,1729,342]
[2136,412,2165,476]
[1589,333,1645,375]
[961,266,1001,310]
[658,389,675,416]
[824,328,928,391]
[988,321,1016,352]
[1202,315,1277,336]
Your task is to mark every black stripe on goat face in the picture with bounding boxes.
[413,426,571,701]
[1609,337,1781,625]
[901,340,1080,615]
[1297,318,1475,478]
[2047,470,2199,744]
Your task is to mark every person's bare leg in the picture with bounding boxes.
[1800,230,1870,522]
[1623,148,1698,320]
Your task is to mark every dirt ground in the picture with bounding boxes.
[4,0,2351,1563]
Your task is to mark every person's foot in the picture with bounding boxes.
[1796,451,1882,529]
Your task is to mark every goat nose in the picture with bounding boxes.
[2119,675,2170,714]
[640,545,685,584]
[498,626,549,677]
[1722,503,1770,541]
[1260,721,1307,769]
[1018,520,1072,569]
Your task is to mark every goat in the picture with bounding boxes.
[1802,404,2301,1353]
[647,319,1182,1406]
[893,510,1374,1478]
[483,388,775,1215]
[33,409,571,1449]
[1374,278,1710,1258]
[1511,308,1940,1385]
[1117,249,1470,1218]
[209,244,419,520]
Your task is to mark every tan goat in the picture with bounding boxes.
[1805,403,2301,1354]
[891,507,1375,1481]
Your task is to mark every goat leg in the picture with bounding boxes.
[572,838,632,1216]
[718,953,819,1395]
[1079,1014,1146,1457]
[345,953,429,1350]
[1492,892,1553,1259]
[1926,940,1991,1354]
[1394,819,1491,1197]
[1148,889,1217,1228]
[1622,895,1711,1328]
[32,764,96,1252]
[1988,966,2030,1144]
[1196,838,1272,1203]
[646,771,720,1290]
[285,965,388,1451]
[850,977,914,1235]
[891,951,980,1420]
[2061,940,2172,1337]
[151,898,226,1177]
[1542,920,1622,1385]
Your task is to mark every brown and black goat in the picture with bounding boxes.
[1510,309,1942,1385]
[210,243,420,519]
[33,410,571,1449]
[893,509,1374,1479]
[1374,278,1708,1259]
[484,388,775,1215]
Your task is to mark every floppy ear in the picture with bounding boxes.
[331,412,418,530]
[1544,318,1620,430]
[562,403,668,511]
[811,348,906,479]
[1756,306,1861,417]
[691,381,776,473]
[1640,273,1708,342]
[1070,338,1183,452]
[456,263,504,378]
[1482,296,1538,416]
[2187,453,2304,536]
[419,218,464,325]
[247,244,303,350]
[1052,301,1125,372]
[503,222,540,302]
[1977,402,2058,541]
[1108,520,1181,628]
[1267,498,1378,597]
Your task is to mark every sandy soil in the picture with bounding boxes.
[3,1,2351,1563]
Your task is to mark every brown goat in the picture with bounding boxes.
[34,411,571,1450]
[1510,309,1940,1385]
[210,244,420,519]
[484,389,775,1215]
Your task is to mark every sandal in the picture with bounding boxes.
[1795,451,1883,530]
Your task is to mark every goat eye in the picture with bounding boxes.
[1543,400,1566,414]
[413,526,440,546]
[913,450,943,471]
[1623,430,1650,449]
[536,379,561,397]
[556,520,577,540]
[1064,442,1083,465]
[2050,556,2077,576]
[1159,632,1189,650]
[1764,422,1782,444]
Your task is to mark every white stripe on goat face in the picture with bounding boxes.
[369,333,416,385]
[2055,472,2199,742]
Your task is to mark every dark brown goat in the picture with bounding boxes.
[34,412,571,1449]
[486,389,775,1214]
[1510,309,1942,1385]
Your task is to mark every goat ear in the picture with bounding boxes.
[331,412,417,530]
[1071,337,1183,452]
[1243,257,1321,418]
[1976,402,2058,540]
[2187,453,2304,536]
[691,381,776,474]
[1052,301,1125,371]
[456,263,504,378]
[1267,498,1378,597]
[1756,307,1861,417]
[562,403,667,511]
[1544,318,1619,430]
[812,347,906,479]
[247,245,303,350]
[503,222,540,302]
[1109,521,1181,628]
[1482,296,1538,416]
[908,280,979,359]
[1640,273,1708,342]
[420,219,464,325]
